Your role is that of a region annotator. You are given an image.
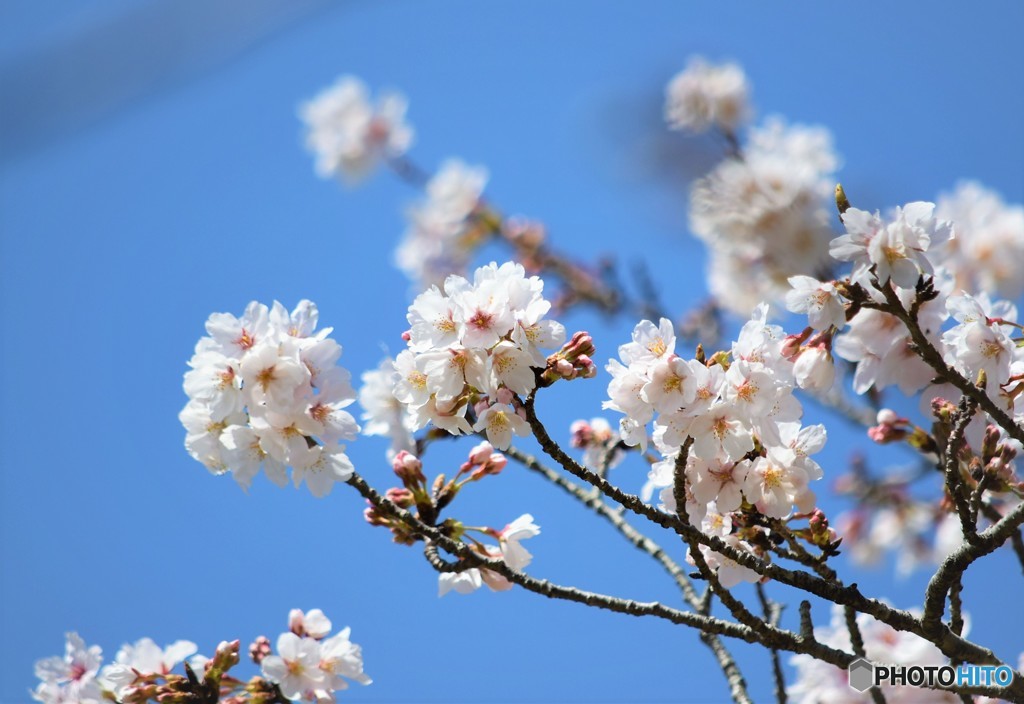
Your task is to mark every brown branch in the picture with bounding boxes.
[348,473,865,670]
[872,282,1024,445]
[521,391,1009,670]
[979,502,1024,576]
[944,396,981,541]
[923,496,1024,640]
[756,584,788,704]
[497,444,754,704]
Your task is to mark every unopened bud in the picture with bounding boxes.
[541,332,598,386]
[793,346,835,392]
[249,636,271,664]
[432,473,447,498]
[392,451,425,486]
[563,331,596,360]
[877,408,899,425]
[930,397,956,423]
[835,183,851,215]
[782,327,813,360]
[570,420,593,448]
[470,452,507,481]
[211,639,240,671]
[385,487,415,508]
[807,509,836,547]
[982,424,1000,462]
[867,410,907,444]
[468,440,494,465]
[868,424,905,444]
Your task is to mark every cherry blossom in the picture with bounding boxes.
[934,181,1024,298]
[392,262,566,449]
[690,119,838,315]
[181,300,359,496]
[358,357,417,460]
[830,202,952,288]
[396,160,489,288]
[789,605,961,703]
[32,633,104,704]
[785,276,847,331]
[301,75,413,182]
[664,56,750,134]
[438,514,541,597]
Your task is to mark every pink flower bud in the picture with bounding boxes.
[563,331,596,359]
[488,452,508,473]
[570,420,593,448]
[930,397,956,422]
[468,440,494,465]
[782,327,813,359]
[868,424,904,444]
[392,450,425,485]
[385,487,415,508]
[982,424,1001,460]
[249,635,272,664]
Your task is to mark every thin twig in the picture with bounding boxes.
[756,583,788,704]
[522,391,1012,671]
[504,444,752,704]
[872,282,1024,445]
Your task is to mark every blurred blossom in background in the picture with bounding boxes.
[2,1,1022,702]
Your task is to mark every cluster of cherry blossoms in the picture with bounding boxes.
[32,631,208,704]
[358,356,417,460]
[788,605,974,703]
[605,307,830,586]
[255,608,371,702]
[32,610,367,704]
[838,492,967,577]
[395,159,490,289]
[666,58,840,316]
[300,75,413,183]
[180,300,360,497]
[438,513,541,597]
[361,442,542,597]
[806,199,1024,425]
[935,181,1024,299]
[781,196,1024,575]
[390,261,572,451]
[664,56,750,134]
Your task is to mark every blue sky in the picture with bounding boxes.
[2,2,1023,702]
